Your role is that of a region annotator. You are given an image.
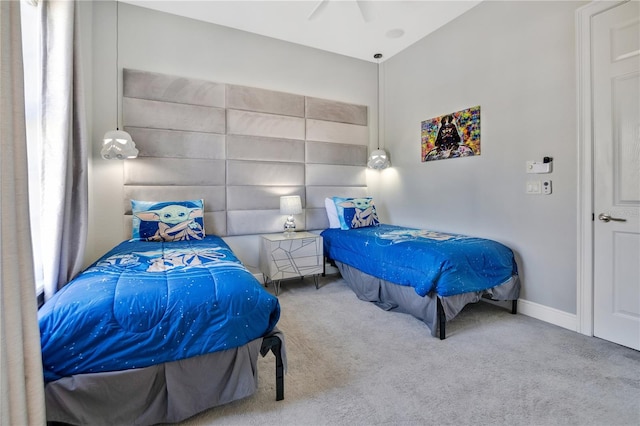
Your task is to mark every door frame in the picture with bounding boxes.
[575,0,628,337]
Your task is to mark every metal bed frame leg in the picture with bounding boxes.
[437,297,446,340]
[260,335,284,401]
[437,298,517,340]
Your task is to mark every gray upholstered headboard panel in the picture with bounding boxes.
[122,69,369,237]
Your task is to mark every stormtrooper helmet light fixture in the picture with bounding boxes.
[102,1,138,161]
[101,129,138,160]
[367,53,391,170]
[367,148,390,170]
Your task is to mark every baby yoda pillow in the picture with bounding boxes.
[324,197,341,229]
[332,196,380,230]
[131,199,205,242]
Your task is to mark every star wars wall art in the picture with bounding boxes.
[421,105,480,162]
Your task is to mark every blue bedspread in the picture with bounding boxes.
[322,224,518,298]
[39,236,280,382]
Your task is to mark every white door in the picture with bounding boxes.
[592,0,640,350]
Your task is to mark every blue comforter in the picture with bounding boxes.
[39,236,280,382]
[322,224,518,298]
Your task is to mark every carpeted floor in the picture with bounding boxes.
[176,275,640,426]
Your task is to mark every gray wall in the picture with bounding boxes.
[86,1,377,269]
[85,0,586,321]
[380,0,586,315]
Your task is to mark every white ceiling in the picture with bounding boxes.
[120,0,482,62]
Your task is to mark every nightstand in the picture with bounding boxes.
[259,232,323,295]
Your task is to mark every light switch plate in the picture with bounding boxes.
[526,180,541,194]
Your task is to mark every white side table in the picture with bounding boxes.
[259,232,323,295]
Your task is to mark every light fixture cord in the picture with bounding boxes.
[115,0,119,131]
[374,53,382,150]
[376,55,379,149]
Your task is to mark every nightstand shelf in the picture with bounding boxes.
[259,232,323,295]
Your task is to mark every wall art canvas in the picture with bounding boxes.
[421,105,480,162]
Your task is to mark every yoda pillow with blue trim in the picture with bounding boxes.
[131,199,205,242]
[332,197,380,230]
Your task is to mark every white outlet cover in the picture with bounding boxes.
[526,180,541,194]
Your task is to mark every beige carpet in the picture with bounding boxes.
[176,275,640,426]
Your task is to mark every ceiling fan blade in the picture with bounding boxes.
[308,0,330,21]
[356,0,373,22]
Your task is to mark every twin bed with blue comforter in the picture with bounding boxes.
[40,235,284,425]
[322,224,520,338]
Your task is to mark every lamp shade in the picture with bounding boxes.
[101,129,139,160]
[367,149,391,170]
[279,195,302,215]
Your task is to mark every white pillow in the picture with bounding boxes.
[324,198,341,228]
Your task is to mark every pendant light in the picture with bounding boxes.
[101,0,138,160]
[367,52,391,170]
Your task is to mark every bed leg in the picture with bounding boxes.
[511,299,518,315]
[260,335,284,401]
[437,298,446,340]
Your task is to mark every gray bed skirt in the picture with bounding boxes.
[45,330,285,425]
[335,261,520,337]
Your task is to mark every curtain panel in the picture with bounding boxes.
[39,0,88,300]
[0,1,46,424]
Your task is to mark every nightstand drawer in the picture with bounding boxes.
[268,237,321,261]
[269,255,323,279]
[259,232,323,292]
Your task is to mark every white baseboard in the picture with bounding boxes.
[250,268,579,334]
[517,298,578,332]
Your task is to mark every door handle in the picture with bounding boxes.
[598,213,627,223]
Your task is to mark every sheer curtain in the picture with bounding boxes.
[39,0,88,301]
[0,1,46,424]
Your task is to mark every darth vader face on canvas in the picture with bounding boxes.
[435,115,461,150]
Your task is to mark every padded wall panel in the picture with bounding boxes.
[305,97,367,125]
[227,160,304,186]
[123,216,132,240]
[123,98,226,134]
[227,186,304,211]
[227,85,304,117]
[306,119,368,145]
[122,69,369,237]
[306,208,330,231]
[123,186,226,213]
[227,210,305,236]
[227,110,305,140]
[123,69,225,108]
[227,135,304,163]
[305,141,367,166]
[306,186,369,208]
[124,158,226,186]
[204,211,227,237]
[124,211,226,240]
[125,127,226,160]
[306,164,367,187]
